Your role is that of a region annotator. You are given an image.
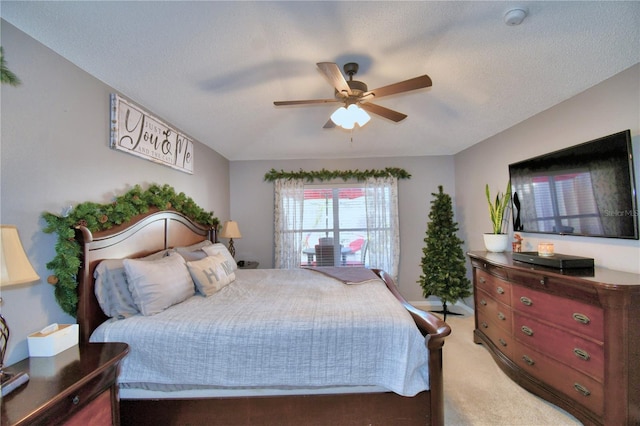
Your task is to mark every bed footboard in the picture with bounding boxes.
[373,269,451,426]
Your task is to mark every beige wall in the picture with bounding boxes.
[455,64,640,275]
[1,21,230,365]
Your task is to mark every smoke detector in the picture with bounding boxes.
[504,8,528,26]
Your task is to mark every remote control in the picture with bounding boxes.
[1,371,30,396]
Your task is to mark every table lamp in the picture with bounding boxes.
[220,220,242,258]
[1,225,40,396]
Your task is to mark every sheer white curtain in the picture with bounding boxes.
[364,176,400,280]
[274,178,305,269]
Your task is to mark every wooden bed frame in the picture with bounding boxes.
[75,210,451,426]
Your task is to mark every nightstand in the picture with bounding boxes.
[238,261,259,269]
[1,342,129,426]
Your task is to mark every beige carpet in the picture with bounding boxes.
[441,312,582,426]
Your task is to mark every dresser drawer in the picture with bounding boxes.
[477,310,514,358]
[37,365,117,425]
[513,340,604,417]
[471,258,508,279]
[64,389,112,426]
[511,284,604,341]
[513,312,604,381]
[475,269,511,306]
[475,288,512,334]
[507,268,600,305]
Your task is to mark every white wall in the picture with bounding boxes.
[455,64,640,274]
[0,21,230,365]
[229,156,456,303]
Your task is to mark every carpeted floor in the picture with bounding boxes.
[440,312,582,425]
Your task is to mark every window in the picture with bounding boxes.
[274,177,400,279]
[301,186,369,267]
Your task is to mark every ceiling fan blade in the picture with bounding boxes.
[316,62,352,96]
[365,75,432,99]
[274,99,340,106]
[360,102,407,122]
[323,119,336,129]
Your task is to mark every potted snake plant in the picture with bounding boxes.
[484,181,511,252]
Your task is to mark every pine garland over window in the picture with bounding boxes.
[264,167,411,182]
[42,184,219,317]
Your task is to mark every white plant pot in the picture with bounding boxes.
[483,233,509,253]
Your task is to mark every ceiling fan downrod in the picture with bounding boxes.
[343,63,367,95]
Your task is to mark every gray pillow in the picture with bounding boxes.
[94,249,171,319]
[124,252,195,316]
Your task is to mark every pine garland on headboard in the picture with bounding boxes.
[42,184,219,317]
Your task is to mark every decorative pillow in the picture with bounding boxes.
[123,252,195,316]
[175,240,213,261]
[94,249,172,319]
[177,240,213,251]
[175,249,208,262]
[202,243,238,271]
[187,253,236,296]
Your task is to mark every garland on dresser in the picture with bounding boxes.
[42,184,219,317]
[264,167,411,182]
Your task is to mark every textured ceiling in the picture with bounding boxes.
[2,1,639,161]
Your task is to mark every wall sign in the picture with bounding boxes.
[110,93,194,174]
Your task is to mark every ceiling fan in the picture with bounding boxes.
[273,62,432,129]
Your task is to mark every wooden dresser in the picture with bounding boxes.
[468,251,640,426]
[1,342,129,426]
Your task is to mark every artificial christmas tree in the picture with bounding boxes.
[418,185,471,320]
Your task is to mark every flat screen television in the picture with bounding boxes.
[509,130,638,240]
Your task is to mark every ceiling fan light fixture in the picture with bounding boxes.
[330,106,349,127]
[330,104,370,129]
[351,104,371,127]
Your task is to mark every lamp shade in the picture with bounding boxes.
[220,221,242,239]
[0,225,40,286]
[330,104,371,129]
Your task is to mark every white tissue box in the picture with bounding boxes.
[28,324,79,357]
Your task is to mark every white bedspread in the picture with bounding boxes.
[90,268,429,396]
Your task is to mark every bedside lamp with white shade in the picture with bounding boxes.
[220,220,242,258]
[1,225,40,396]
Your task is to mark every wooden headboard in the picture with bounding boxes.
[75,209,216,343]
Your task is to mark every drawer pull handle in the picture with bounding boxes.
[479,277,486,284]
[481,322,489,329]
[480,299,487,306]
[572,313,591,325]
[499,338,507,347]
[539,278,545,285]
[497,312,506,321]
[496,286,505,294]
[519,296,533,306]
[72,395,80,405]
[573,383,591,397]
[573,348,590,361]
[522,355,535,366]
[521,326,534,336]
